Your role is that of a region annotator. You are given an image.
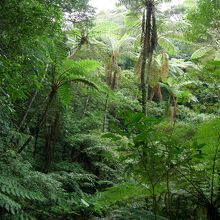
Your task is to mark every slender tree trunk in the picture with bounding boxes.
[165,142,172,220]
[43,112,59,173]
[10,67,47,147]
[62,144,66,160]
[111,68,118,90]
[166,169,172,219]
[207,204,219,220]
[140,0,157,115]
[17,66,47,132]
[152,184,157,220]
[140,8,148,115]
[33,88,57,157]
[103,94,109,132]
[17,91,38,132]
[173,95,177,123]
[17,136,33,154]
[210,138,220,205]
[44,122,53,173]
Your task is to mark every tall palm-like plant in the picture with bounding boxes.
[97,34,135,90]
[66,21,119,59]
[37,59,99,127]
[120,0,192,113]
[67,21,135,132]
[33,59,100,172]
[147,54,197,101]
[124,5,181,103]
[120,0,172,115]
[95,34,135,132]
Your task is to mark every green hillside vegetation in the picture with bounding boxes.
[0,0,219,219]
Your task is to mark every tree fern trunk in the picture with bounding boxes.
[207,204,219,220]
[140,0,157,115]
[152,185,157,220]
[140,8,148,115]
[33,89,56,157]
[43,112,59,173]
[103,94,109,132]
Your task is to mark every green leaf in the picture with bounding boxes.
[62,59,100,78]
[191,46,214,60]
[58,84,72,107]
[197,117,220,155]
[207,60,220,66]
[91,182,150,211]
[71,78,99,91]
[158,37,177,55]
[0,192,21,215]
[81,199,90,207]
[102,133,122,141]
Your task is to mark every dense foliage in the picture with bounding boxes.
[0,0,219,219]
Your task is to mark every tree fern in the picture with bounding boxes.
[0,170,45,218]
[0,192,21,215]
[61,59,100,77]
[0,176,44,201]
[57,83,72,107]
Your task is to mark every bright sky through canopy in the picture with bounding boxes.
[90,0,117,11]
[90,0,185,11]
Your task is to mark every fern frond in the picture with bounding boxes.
[61,59,100,78]
[57,84,72,107]
[91,21,120,37]
[0,192,21,215]
[70,77,99,91]
[191,46,214,60]
[158,36,177,56]
[0,176,45,201]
